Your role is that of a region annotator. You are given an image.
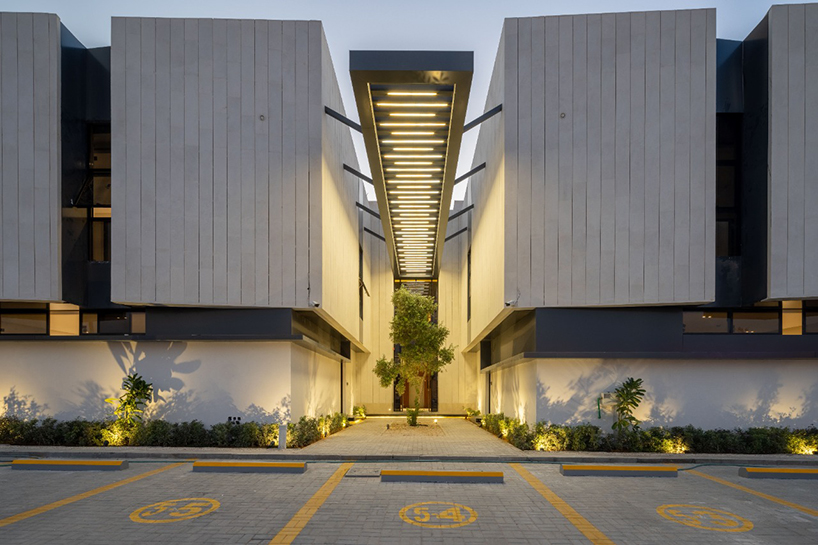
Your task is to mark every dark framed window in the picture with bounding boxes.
[683,304,782,334]
[732,312,779,334]
[0,303,48,335]
[87,124,112,262]
[90,208,111,262]
[467,248,472,321]
[81,311,145,335]
[805,301,818,334]
[683,311,729,333]
[716,114,742,257]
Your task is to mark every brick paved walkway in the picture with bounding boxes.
[300,417,521,458]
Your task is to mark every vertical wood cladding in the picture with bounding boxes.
[767,5,818,299]
[496,10,716,307]
[0,13,61,302]
[112,18,360,334]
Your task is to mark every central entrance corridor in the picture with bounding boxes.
[299,417,521,458]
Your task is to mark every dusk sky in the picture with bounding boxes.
[2,0,804,201]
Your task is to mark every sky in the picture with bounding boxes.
[1,0,804,202]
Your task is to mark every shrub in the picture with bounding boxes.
[406,406,419,427]
[170,420,210,447]
[352,405,367,419]
[105,373,153,425]
[290,416,321,448]
[329,412,346,434]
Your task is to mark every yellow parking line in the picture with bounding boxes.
[511,463,615,545]
[688,469,818,517]
[0,462,185,528]
[269,462,353,545]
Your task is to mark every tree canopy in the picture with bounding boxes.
[373,287,455,403]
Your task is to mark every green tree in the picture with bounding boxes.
[374,288,455,423]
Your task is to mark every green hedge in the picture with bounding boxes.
[479,413,818,454]
[0,413,349,449]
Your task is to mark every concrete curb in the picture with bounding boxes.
[11,459,129,471]
[381,470,504,483]
[738,467,818,479]
[560,464,677,477]
[1,448,815,466]
[192,461,307,473]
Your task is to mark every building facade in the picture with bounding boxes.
[1,6,816,430]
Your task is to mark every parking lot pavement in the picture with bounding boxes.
[0,460,816,544]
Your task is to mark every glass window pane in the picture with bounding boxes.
[0,302,48,310]
[130,312,146,334]
[93,176,111,206]
[91,220,111,262]
[806,302,818,333]
[50,303,80,336]
[98,313,129,335]
[81,313,98,334]
[733,312,779,334]
[683,311,729,333]
[1,314,47,334]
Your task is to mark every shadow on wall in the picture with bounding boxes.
[55,381,117,421]
[108,341,290,425]
[3,387,49,419]
[108,341,201,402]
[536,361,818,429]
[536,364,618,426]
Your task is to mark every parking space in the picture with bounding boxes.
[0,460,816,544]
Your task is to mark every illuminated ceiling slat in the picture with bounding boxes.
[350,51,473,280]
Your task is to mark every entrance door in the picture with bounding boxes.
[394,373,437,411]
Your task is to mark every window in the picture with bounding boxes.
[683,304,782,334]
[683,311,729,333]
[49,303,80,336]
[732,312,779,334]
[88,125,111,262]
[81,311,145,335]
[805,301,818,334]
[467,248,472,321]
[782,301,803,335]
[359,245,364,321]
[0,303,48,335]
[716,114,742,257]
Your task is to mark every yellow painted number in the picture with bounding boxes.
[412,507,430,522]
[436,507,463,523]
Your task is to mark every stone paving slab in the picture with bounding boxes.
[1,460,817,543]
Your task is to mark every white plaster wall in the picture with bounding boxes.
[0,341,294,425]
[352,199,395,414]
[290,344,341,418]
[487,360,537,425]
[533,358,818,429]
[438,203,478,413]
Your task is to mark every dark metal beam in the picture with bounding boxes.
[445,226,468,242]
[448,204,474,222]
[325,106,362,133]
[463,104,502,132]
[364,227,386,242]
[356,202,380,219]
[344,164,373,184]
[454,163,485,185]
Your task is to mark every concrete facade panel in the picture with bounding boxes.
[0,13,61,302]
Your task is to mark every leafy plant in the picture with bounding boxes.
[373,287,455,425]
[105,373,154,425]
[465,407,481,418]
[352,405,367,419]
[406,406,419,427]
[612,377,646,437]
